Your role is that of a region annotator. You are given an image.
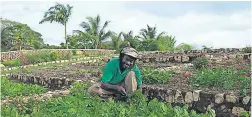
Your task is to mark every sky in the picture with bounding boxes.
[0,1,251,49]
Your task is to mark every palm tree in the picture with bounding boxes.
[73,15,112,49]
[111,32,123,50]
[39,3,73,49]
[139,24,165,40]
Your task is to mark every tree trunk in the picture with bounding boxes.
[65,24,68,49]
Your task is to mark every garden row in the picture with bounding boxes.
[1,49,115,61]
[1,50,113,68]
[6,62,251,116]
[1,79,217,117]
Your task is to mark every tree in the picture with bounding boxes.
[1,19,45,51]
[139,24,165,40]
[111,32,122,50]
[74,15,112,49]
[176,43,195,51]
[39,3,73,49]
[156,35,177,51]
[120,31,140,49]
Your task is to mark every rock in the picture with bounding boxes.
[60,90,70,95]
[215,93,224,104]
[232,107,246,116]
[22,97,29,104]
[184,92,193,103]
[226,94,237,103]
[242,96,250,105]
[182,56,189,62]
[174,90,184,103]
[193,90,201,101]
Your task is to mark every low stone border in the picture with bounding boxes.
[139,53,251,63]
[0,57,107,77]
[1,55,114,72]
[142,85,251,117]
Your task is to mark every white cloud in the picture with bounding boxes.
[1,1,251,49]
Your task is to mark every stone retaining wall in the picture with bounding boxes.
[1,49,115,61]
[139,47,250,54]
[142,86,251,117]
[7,59,101,89]
[1,56,107,71]
[139,53,251,63]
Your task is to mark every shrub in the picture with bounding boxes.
[2,59,22,67]
[142,66,175,84]
[192,57,209,69]
[72,50,77,56]
[242,46,251,53]
[189,67,247,90]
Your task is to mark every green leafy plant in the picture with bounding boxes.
[2,82,216,117]
[192,57,209,69]
[72,50,77,56]
[2,59,21,67]
[142,66,175,84]
[189,67,247,90]
[1,77,46,99]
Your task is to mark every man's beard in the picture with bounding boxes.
[120,59,134,70]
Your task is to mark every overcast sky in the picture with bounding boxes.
[1,1,251,49]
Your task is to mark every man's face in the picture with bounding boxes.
[121,54,136,70]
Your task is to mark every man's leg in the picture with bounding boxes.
[123,71,137,94]
[87,83,117,101]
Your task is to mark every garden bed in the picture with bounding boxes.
[4,53,251,117]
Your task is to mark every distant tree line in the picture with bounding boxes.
[1,3,195,52]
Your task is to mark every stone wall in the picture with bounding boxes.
[139,52,251,63]
[142,86,251,117]
[0,49,115,61]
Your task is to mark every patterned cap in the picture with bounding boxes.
[120,47,138,58]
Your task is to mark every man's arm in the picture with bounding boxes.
[100,82,119,92]
[101,83,127,95]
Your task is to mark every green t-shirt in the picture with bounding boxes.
[101,58,142,87]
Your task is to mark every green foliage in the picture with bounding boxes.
[72,50,77,55]
[138,40,157,51]
[155,35,176,51]
[40,3,73,49]
[1,82,216,117]
[189,67,249,90]
[24,51,72,64]
[73,15,112,49]
[1,77,46,99]
[242,46,251,53]
[2,59,21,67]
[139,24,165,40]
[176,43,195,51]
[1,19,45,52]
[192,57,209,69]
[142,66,175,84]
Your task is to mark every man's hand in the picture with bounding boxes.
[100,83,127,96]
[117,85,127,96]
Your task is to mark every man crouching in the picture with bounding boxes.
[88,47,142,101]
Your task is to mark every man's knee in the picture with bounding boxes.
[126,71,136,78]
[87,84,99,96]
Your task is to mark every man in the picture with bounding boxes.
[88,47,142,101]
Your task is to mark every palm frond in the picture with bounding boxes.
[156,31,166,40]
